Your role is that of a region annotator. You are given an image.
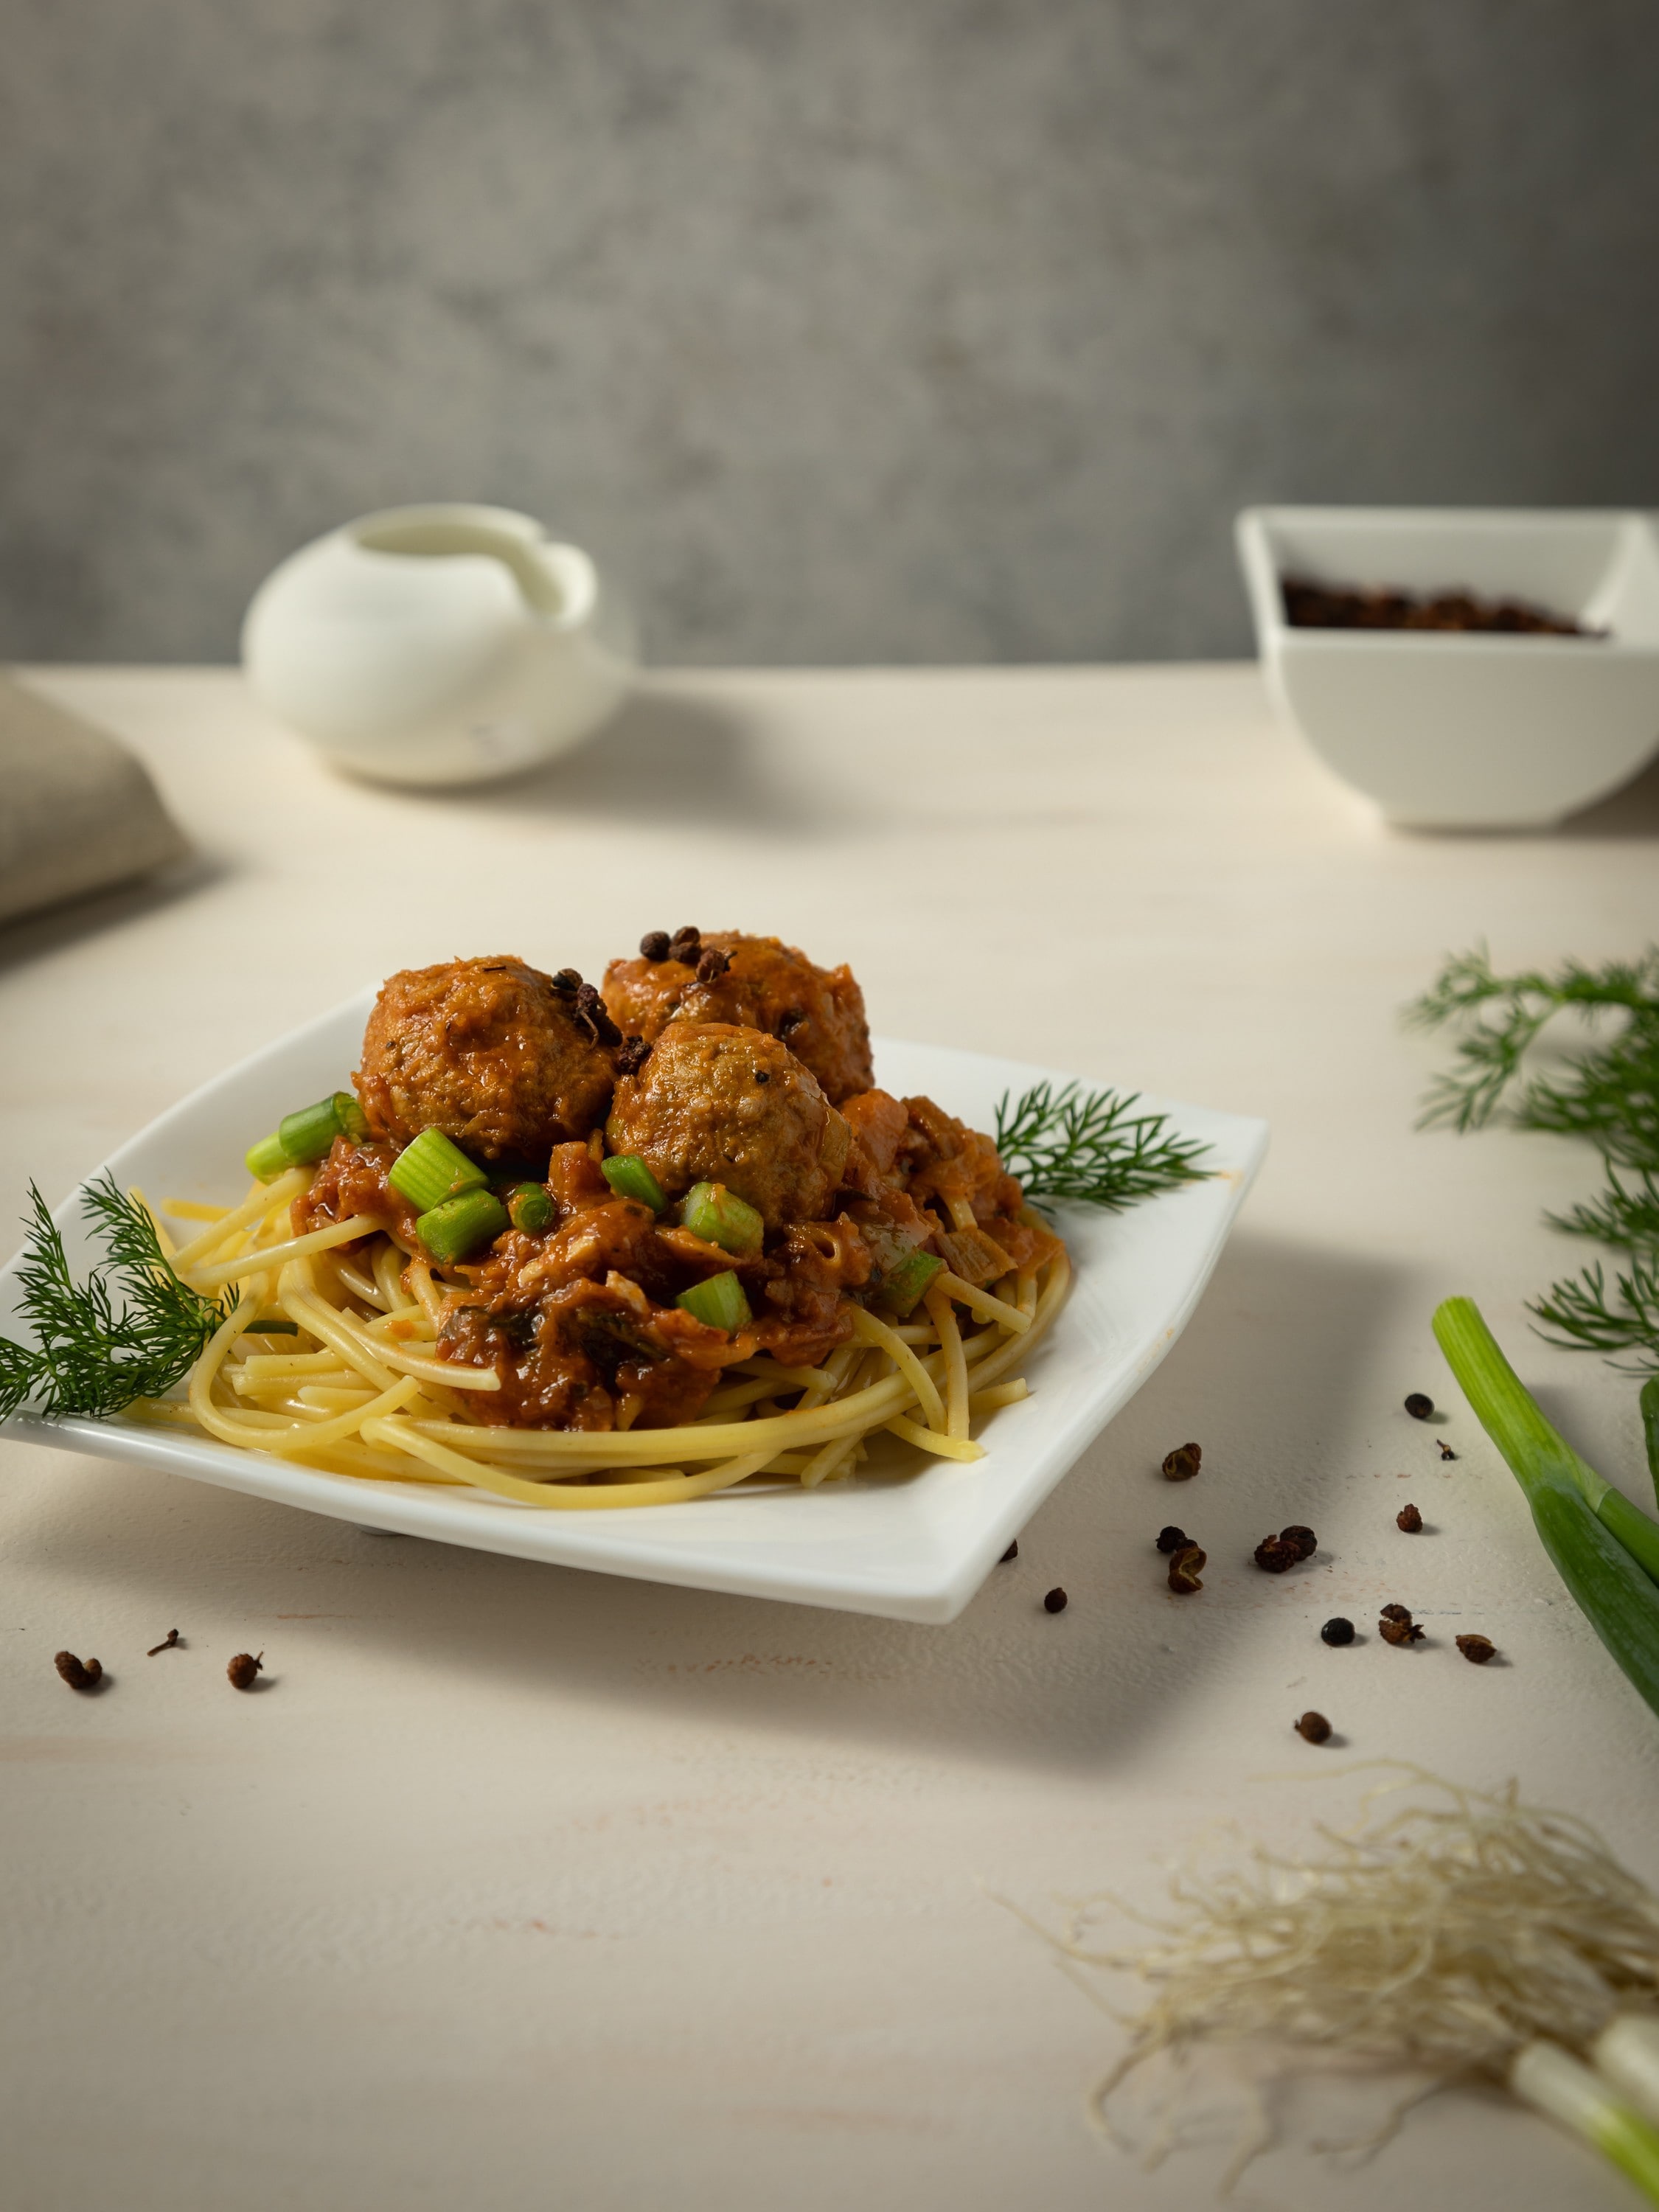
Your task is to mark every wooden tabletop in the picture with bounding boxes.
[4,664,1659,2211]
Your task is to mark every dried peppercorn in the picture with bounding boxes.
[1155,1525,1190,1554]
[227,1651,265,1690]
[1043,1587,1068,1614]
[1000,1540,1018,1563]
[1397,1503,1423,1533]
[1379,1606,1425,1646]
[1167,1544,1206,1594]
[1295,1711,1332,1745]
[1405,1393,1433,1420]
[1456,1634,1497,1664]
[1321,1617,1355,1646]
[1253,1535,1295,1573]
[54,1650,102,1690]
[639,931,671,961]
[147,1629,181,1655]
[550,967,582,997]
[616,1035,652,1077]
[1438,1439,1458,1461]
[572,981,622,1048]
[695,947,730,983]
[1280,1525,1317,1561]
[1161,1442,1202,1481]
[667,926,701,964]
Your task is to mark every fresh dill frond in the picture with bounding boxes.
[0,1175,230,1422]
[1408,942,1659,1146]
[994,1081,1211,1210]
[1548,1166,1659,1251]
[1531,1255,1659,1374]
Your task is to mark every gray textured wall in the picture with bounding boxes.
[3,1,1658,667]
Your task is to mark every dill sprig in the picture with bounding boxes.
[0,1175,230,1422]
[1531,1256,1659,1373]
[1408,942,1659,1160]
[993,1081,1211,1210]
[1412,946,1659,1378]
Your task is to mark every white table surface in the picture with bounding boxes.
[4,664,1659,2211]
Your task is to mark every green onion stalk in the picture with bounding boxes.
[1510,2040,1659,2205]
[1433,1298,1659,1718]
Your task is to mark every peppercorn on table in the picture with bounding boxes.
[4,664,1659,2211]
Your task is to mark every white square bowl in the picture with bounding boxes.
[0,995,1267,1624]
[1236,506,1659,828]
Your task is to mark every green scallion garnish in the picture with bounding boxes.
[507,1183,554,1234]
[675,1271,752,1333]
[1433,1296,1659,1718]
[244,1132,292,1183]
[389,1127,488,1214]
[245,1093,369,1181]
[874,1249,943,1319]
[415,1188,509,1265]
[678,1181,764,1256]
[600,1154,668,1211]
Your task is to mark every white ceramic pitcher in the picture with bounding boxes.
[241,503,636,787]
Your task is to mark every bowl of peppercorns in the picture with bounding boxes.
[1234,506,1659,830]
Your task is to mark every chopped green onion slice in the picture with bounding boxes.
[675,1270,753,1333]
[679,1180,765,1256]
[507,1183,554,1234]
[279,1091,369,1163]
[415,1188,509,1265]
[247,1093,370,1181]
[245,1132,291,1183]
[244,1318,299,1335]
[601,1154,668,1211]
[389,1126,489,1213]
[875,1249,944,1318]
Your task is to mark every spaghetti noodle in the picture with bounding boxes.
[135,1169,1067,1509]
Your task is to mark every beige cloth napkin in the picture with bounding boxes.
[0,670,188,928]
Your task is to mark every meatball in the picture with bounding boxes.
[602,931,873,1103]
[355,956,615,1161]
[605,1023,851,1230]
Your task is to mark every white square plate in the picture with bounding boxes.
[0,995,1267,1622]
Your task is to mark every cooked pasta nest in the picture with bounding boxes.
[128,1166,1069,1509]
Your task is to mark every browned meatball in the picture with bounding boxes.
[355,956,615,1161]
[605,1023,851,1230]
[602,931,872,1103]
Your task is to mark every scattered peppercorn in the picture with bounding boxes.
[1456,1634,1498,1665]
[1321,1617,1355,1646]
[147,1629,181,1655]
[1282,576,1595,636]
[668,926,701,964]
[227,1652,265,1690]
[639,931,671,961]
[1043,1587,1068,1614]
[1295,1711,1332,1745]
[1161,1442,1202,1481]
[54,1650,102,1691]
[1397,1503,1423,1533]
[1001,1540,1018,1563]
[1167,1543,1206,1595]
[1438,1439,1458,1461]
[616,1035,652,1077]
[695,946,731,983]
[550,967,582,997]
[1405,1393,1434,1420]
[1253,1534,1298,1573]
[1379,1606,1425,1646]
[1280,1524,1318,1561]
[1155,1525,1190,1554]
[572,981,622,1048]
